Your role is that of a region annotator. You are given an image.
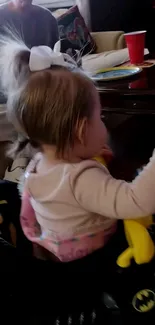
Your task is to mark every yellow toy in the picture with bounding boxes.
[95,156,155,268]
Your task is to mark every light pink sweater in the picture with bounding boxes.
[21,154,155,261]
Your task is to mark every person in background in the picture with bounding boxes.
[0,0,59,183]
[0,0,59,49]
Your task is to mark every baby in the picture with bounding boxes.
[1,37,155,263]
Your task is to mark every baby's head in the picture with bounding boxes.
[0,38,107,161]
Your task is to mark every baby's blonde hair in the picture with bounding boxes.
[0,35,96,158]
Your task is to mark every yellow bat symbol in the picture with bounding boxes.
[132,289,155,312]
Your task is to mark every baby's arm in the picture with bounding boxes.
[72,154,155,219]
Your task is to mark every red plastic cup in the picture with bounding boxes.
[129,78,148,89]
[125,31,146,64]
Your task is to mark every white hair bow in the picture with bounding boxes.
[29,41,78,72]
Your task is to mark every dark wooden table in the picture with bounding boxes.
[98,65,155,115]
[97,63,155,180]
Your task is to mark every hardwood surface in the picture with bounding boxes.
[97,62,155,179]
[98,65,155,114]
[108,114,155,181]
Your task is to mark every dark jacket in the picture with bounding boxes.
[0,4,59,49]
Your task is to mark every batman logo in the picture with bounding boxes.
[132,289,155,312]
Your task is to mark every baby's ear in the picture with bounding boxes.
[76,117,88,145]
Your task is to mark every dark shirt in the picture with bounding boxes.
[0,4,59,49]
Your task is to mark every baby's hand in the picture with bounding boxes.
[99,144,114,164]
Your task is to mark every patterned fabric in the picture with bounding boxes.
[20,191,108,262]
[57,6,96,57]
[4,158,28,183]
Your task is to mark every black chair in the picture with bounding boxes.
[0,180,155,324]
[0,233,155,325]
